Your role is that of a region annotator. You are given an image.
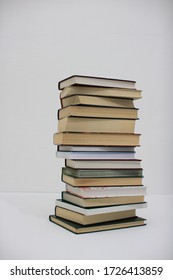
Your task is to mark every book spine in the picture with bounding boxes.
[57,109,60,120]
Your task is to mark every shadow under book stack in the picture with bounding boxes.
[49,75,147,234]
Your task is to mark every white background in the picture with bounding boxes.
[0,0,173,260]
[1,0,173,194]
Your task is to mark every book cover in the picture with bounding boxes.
[58,105,138,120]
[55,206,136,225]
[58,75,136,90]
[60,85,142,99]
[49,215,146,234]
[65,159,141,169]
[58,117,136,133]
[56,151,136,160]
[65,184,146,198]
[62,167,143,178]
[53,132,141,146]
[62,191,145,208]
[62,174,143,186]
[55,199,147,215]
[61,95,135,109]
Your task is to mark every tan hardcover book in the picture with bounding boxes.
[61,95,135,108]
[55,206,136,225]
[62,174,143,187]
[60,85,142,99]
[53,133,140,146]
[62,191,145,208]
[58,117,136,133]
[58,105,138,120]
[49,215,146,234]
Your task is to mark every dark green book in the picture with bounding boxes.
[49,215,146,234]
[62,167,143,178]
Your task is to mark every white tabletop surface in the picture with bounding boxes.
[0,193,172,260]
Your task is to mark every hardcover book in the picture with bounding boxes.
[58,117,136,133]
[62,167,143,178]
[55,206,136,225]
[58,146,135,152]
[62,191,145,208]
[54,132,140,146]
[65,159,141,169]
[49,216,146,234]
[61,95,135,109]
[58,75,136,90]
[65,184,146,198]
[56,151,136,160]
[62,174,143,186]
[55,199,147,215]
[58,105,138,120]
[60,85,142,99]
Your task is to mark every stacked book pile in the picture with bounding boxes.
[50,75,147,234]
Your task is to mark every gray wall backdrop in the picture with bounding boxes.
[0,0,172,194]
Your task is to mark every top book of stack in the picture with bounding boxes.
[58,75,142,100]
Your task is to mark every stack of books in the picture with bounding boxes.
[50,75,147,234]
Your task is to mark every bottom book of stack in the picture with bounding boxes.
[49,191,147,234]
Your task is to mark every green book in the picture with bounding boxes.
[49,215,146,234]
[62,167,143,178]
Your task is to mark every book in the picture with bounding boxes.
[58,75,136,90]
[61,95,135,109]
[65,184,146,198]
[62,191,145,208]
[58,105,138,120]
[65,159,141,169]
[62,174,143,186]
[60,85,142,100]
[62,167,143,178]
[54,132,140,146]
[58,145,135,152]
[58,117,136,133]
[49,215,146,234]
[55,199,147,215]
[55,206,136,225]
[56,151,135,160]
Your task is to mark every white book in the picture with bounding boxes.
[58,75,136,90]
[66,159,141,169]
[58,145,135,152]
[55,199,147,215]
[66,184,147,198]
[56,151,135,160]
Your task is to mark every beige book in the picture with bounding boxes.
[60,85,142,99]
[61,95,135,108]
[55,206,136,225]
[58,117,135,133]
[58,105,138,120]
[62,174,143,187]
[53,132,140,146]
